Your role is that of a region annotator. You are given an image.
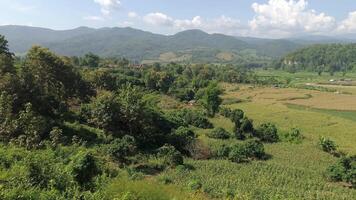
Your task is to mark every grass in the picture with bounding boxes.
[286,103,356,122]
[103,174,208,200]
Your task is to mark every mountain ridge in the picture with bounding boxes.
[0,25,354,62]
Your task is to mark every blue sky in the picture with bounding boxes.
[1,0,356,38]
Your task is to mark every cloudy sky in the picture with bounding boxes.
[1,0,356,38]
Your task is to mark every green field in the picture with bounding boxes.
[155,82,356,199]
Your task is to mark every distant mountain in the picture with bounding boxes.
[0,25,353,62]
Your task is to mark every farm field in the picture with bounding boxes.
[157,82,356,199]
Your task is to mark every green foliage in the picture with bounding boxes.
[83,52,100,68]
[326,156,356,188]
[169,127,196,153]
[188,179,202,191]
[228,140,265,163]
[282,128,304,144]
[158,144,184,167]
[15,103,48,149]
[166,109,213,129]
[68,151,101,187]
[206,127,230,139]
[255,123,279,143]
[49,127,63,147]
[107,135,137,164]
[233,116,254,140]
[200,82,222,117]
[279,44,356,73]
[319,137,337,154]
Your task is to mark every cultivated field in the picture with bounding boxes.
[158,81,356,199]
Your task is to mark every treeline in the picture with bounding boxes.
[276,44,356,74]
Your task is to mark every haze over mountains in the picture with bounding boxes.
[0,25,355,62]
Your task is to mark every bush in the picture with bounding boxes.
[228,140,265,163]
[228,144,247,163]
[107,135,137,164]
[158,144,184,167]
[188,179,202,191]
[319,137,337,154]
[220,107,232,118]
[215,144,231,158]
[233,117,254,140]
[167,109,213,129]
[283,128,303,144]
[169,127,196,153]
[68,151,101,187]
[255,123,279,143]
[326,156,356,188]
[206,127,230,139]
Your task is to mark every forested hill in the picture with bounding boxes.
[0,25,303,62]
[277,44,356,73]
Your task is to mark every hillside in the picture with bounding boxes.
[0,25,302,62]
[278,43,356,73]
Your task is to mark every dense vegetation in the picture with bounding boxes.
[278,44,356,74]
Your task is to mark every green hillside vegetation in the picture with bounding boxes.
[278,44,356,74]
[0,25,303,63]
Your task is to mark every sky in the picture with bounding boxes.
[1,0,356,38]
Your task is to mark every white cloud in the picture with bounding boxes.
[119,21,134,27]
[337,11,356,33]
[128,12,138,18]
[83,15,104,21]
[143,12,174,26]
[249,0,336,37]
[175,15,244,35]
[94,0,121,15]
[143,13,244,35]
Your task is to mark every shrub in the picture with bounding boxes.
[233,117,254,140]
[255,123,279,143]
[228,145,247,163]
[319,137,337,154]
[228,140,265,163]
[49,127,63,147]
[107,135,137,164]
[283,128,303,144]
[167,109,213,129]
[244,139,265,159]
[206,127,230,139]
[158,144,184,167]
[68,151,101,187]
[220,107,232,118]
[326,156,356,188]
[215,144,231,158]
[230,109,244,124]
[240,117,254,135]
[188,179,202,191]
[169,127,196,153]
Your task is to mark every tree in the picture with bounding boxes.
[255,123,279,143]
[0,92,16,141]
[201,82,222,117]
[15,103,48,149]
[83,52,100,68]
[0,35,14,75]
[107,135,137,164]
[68,151,101,187]
[20,46,92,118]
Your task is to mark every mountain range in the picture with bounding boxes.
[0,25,354,63]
